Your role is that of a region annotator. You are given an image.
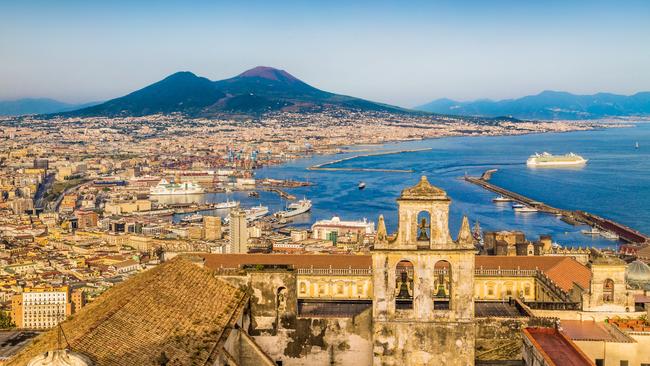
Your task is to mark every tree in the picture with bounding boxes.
[0,312,15,329]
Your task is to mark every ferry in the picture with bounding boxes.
[492,196,512,203]
[215,199,239,209]
[275,198,312,218]
[358,182,366,190]
[526,152,587,167]
[150,179,205,195]
[181,213,203,223]
[245,205,269,221]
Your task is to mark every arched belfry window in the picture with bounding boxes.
[416,211,431,246]
[395,260,414,310]
[603,279,614,303]
[434,260,451,310]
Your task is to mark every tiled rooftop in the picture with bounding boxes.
[7,258,247,366]
[524,327,594,366]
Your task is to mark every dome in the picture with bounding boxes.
[27,349,93,366]
[626,260,650,286]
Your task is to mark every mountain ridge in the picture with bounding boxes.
[59,66,412,118]
[416,90,650,120]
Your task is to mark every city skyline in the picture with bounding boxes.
[1,0,649,106]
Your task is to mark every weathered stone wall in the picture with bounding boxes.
[254,308,374,366]
[373,321,475,365]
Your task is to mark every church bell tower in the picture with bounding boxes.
[372,176,476,365]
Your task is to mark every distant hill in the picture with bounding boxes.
[416,91,650,120]
[63,66,410,117]
[0,98,99,116]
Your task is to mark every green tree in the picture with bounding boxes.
[0,312,15,329]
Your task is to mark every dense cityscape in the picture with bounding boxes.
[2,1,650,365]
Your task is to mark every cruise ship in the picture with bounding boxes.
[275,198,312,218]
[526,152,587,167]
[149,179,205,195]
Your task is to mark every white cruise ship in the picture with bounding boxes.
[275,198,312,218]
[526,152,587,167]
[149,179,205,195]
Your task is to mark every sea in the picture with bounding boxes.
[169,123,650,249]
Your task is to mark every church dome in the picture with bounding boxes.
[27,349,93,366]
[626,260,650,288]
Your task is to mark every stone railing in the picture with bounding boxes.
[474,267,538,277]
[297,266,373,276]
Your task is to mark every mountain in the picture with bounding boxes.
[64,66,408,117]
[0,98,99,116]
[416,91,650,120]
[69,71,226,117]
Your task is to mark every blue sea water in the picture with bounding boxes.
[178,124,650,249]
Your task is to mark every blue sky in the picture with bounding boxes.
[1,0,649,107]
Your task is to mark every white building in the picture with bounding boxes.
[311,216,375,241]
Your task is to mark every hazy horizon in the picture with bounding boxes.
[1,0,649,107]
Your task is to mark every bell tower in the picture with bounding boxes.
[372,176,475,365]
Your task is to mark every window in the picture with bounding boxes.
[620,361,629,366]
[416,211,431,243]
[595,359,604,366]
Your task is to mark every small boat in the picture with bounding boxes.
[181,213,203,223]
[248,191,259,198]
[358,182,366,190]
[635,141,640,149]
[513,206,538,213]
[581,227,600,235]
[215,199,239,209]
[512,203,525,209]
[492,196,512,203]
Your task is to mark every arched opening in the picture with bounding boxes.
[416,211,431,246]
[395,260,414,310]
[434,260,451,310]
[603,279,614,303]
[275,286,288,331]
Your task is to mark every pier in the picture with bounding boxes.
[307,148,432,173]
[464,170,649,244]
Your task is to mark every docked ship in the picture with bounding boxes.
[245,205,269,221]
[215,199,239,209]
[181,213,203,223]
[275,198,312,218]
[526,152,587,167]
[150,179,205,195]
